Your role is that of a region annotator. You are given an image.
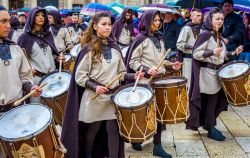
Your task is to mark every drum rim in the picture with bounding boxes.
[151,76,187,87]
[111,84,154,109]
[38,70,71,99]
[217,60,250,80]
[0,103,53,142]
[64,54,72,64]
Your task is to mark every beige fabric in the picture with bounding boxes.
[51,27,72,52]
[0,44,33,105]
[183,58,191,89]
[75,48,126,123]
[118,28,131,45]
[67,26,82,44]
[29,42,56,74]
[129,38,167,84]
[11,30,21,43]
[193,34,227,94]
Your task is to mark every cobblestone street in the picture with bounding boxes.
[125,105,250,158]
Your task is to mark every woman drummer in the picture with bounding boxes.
[18,7,64,103]
[186,8,243,141]
[125,10,181,158]
[61,12,144,158]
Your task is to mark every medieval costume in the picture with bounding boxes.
[8,16,21,43]
[66,19,85,44]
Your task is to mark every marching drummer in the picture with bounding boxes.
[66,13,85,44]
[48,10,73,53]
[176,8,203,88]
[125,10,181,158]
[61,12,144,158]
[112,8,135,50]
[0,6,42,115]
[186,8,243,141]
[17,7,64,103]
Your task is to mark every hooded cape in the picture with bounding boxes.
[112,8,135,41]
[61,37,122,158]
[17,7,58,55]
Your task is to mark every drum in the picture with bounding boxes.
[0,103,66,158]
[152,77,189,124]
[112,84,156,143]
[70,43,81,59]
[39,70,71,125]
[217,61,250,106]
[63,54,74,73]
[164,61,181,77]
[121,46,129,58]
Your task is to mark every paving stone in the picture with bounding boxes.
[210,154,248,158]
[177,156,210,158]
[175,140,208,156]
[231,106,250,116]
[235,137,250,153]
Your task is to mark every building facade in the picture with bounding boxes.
[0,0,164,10]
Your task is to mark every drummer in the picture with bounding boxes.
[125,10,181,158]
[66,13,85,44]
[176,8,202,88]
[112,8,135,49]
[48,10,73,53]
[187,8,243,141]
[17,7,64,103]
[61,12,144,158]
[0,6,42,116]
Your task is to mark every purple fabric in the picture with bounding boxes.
[8,16,20,40]
[1,38,16,45]
[112,8,135,41]
[17,7,58,55]
[61,37,122,158]
[49,10,63,28]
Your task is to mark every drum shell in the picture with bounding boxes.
[217,61,250,106]
[63,54,75,73]
[112,84,156,143]
[39,70,70,125]
[152,77,189,124]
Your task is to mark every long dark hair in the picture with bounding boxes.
[81,12,111,63]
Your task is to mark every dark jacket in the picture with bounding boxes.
[222,12,245,51]
[163,20,181,51]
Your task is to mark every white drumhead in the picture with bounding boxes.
[154,78,184,84]
[113,86,152,107]
[121,46,129,58]
[64,54,71,63]
[219,63,249,78]
[0,103,52,141]
[40,71,71,98]
[70,44,81,58]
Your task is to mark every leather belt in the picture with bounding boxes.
[184,53,192,59]
[200,62,223,70]
[35,71,47,78]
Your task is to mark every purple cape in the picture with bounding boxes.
[112,8,135,41]
[17,7,58,55]
[61,37,122,158]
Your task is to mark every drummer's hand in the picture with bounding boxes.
[148,68,158,77]
[223,38,229,45]
[172,61,182,71]
[32,69,37,76]
[31,85,42,97]
[57,54,66,63]
[235,45,243,55]
[135,71,145,80]
[214,47,222,56]
[96,86,109,95]
[66,44,73,51]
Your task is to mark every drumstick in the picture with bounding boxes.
[148,48,171,83]
[91,74,123,100]
[132,67,143,92]
[58,52,63,80]
[13,82,48,106]
[164,62,184,66]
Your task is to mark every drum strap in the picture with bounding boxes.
[35,71,47,78]
[200,62,223,70]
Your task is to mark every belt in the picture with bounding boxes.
[118,42,129,47]
[200,62,223,70]
[35,71,47,78]
[0,102,14,112]
[183,54,192,58]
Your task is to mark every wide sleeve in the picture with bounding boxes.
[128,42,144,72]
[193,39,213,61]
[176,26,190,52]
[75,53,91,87]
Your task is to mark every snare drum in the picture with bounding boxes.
[217,61,250,106]
[0,103,66,158]
[112,84,156,143]
[70,43,81,59]
[152,77,189,124]
[63,54,74,72]
[39,70,71,125]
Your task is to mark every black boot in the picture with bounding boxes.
[207,127,226,141]
[153,144,172,158]
[131,143,142,151]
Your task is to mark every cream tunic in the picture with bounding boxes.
[118,28,131,45]
[0,43,33,105]
[67,26,82,44]
[51,27,72,52]
[129,38,166,84]
[11,30,21,43]
[176,26,199,88]
[75,48,126,123]
[193,34,228,94]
